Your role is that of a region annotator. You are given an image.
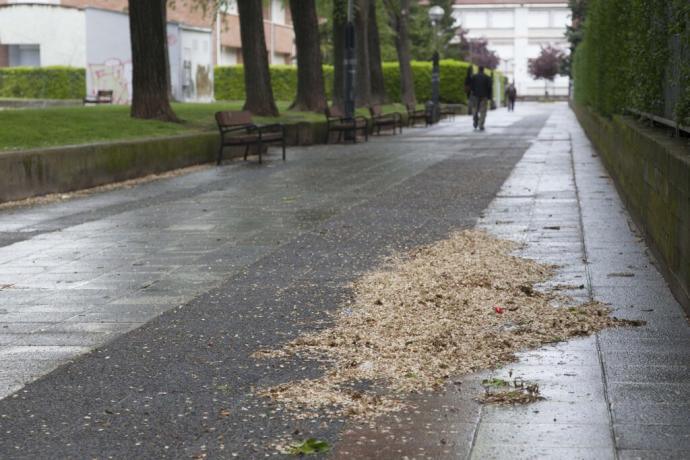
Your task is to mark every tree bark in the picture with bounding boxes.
[386,0,416,106]
[237,0,279,116]
[289,0,327,112]
[368,0,387,105]
[128,0,178,121]
[332,0,347,109]
[354,0,371,107]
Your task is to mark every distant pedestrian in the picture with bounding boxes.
[465,66,474,116]
[505,82,517,111]
[469,66,493,131]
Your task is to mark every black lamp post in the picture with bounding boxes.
[344,0,356,121]
[428,5,444,124]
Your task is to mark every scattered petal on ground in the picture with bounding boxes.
[255,229,641,419]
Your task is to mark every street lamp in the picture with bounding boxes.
[344,0,356,122]
[428,5,444,124]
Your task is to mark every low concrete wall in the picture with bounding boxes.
[0,121,333,203]
[1,109,466,204]
[0,99,82,109]
[0,132,219,202]
[573,103,690,311]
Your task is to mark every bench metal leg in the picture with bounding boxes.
[282,138,286,161]
[244,144,249,161]
[217,144,224,165]
[258,140,263,164]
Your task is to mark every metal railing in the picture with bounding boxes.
[626,107,690,138]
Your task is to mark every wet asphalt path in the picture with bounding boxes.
[0,105,550,458]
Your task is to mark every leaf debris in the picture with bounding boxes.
[255,230,642,419]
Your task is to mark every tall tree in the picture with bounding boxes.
[368,0,387,105]
[289,0,327,112]
[408,0,459,60]
[331,0,347,108]
[128,0,178,121]
[237,0,278,116]
[354,0,372,107]
[383,0,416,105]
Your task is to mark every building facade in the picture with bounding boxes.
[452,0,570,97]
[0,0,295,102]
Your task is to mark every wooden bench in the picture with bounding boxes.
[369,105,403,135]
[325,106,369,143]
[214,111,285,165]
[83,90,113,105]
[406,102,428,127]
[439,104,456,121]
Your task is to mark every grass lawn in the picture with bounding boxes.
[0,101,409,152]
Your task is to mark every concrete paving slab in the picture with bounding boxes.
[0,103,686,458]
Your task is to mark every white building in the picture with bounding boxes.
[0,3,214,103]
[452,0,571,97]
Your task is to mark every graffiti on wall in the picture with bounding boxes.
[87,58,132,104]
[196,65,212,98]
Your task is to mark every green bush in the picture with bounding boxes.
[574,0,690,125]
[215,60,489,105]
[0,66,85,99]
[215,65,335,102]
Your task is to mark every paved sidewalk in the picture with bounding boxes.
[476,106,690,459]
[0,114,528,399]
[334,106,690,460]
[0,103,687,459]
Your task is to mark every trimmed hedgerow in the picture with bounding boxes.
[574,0,690,125]
[215,65,335,102]
[215,60,494,105]
[0,66,85,99]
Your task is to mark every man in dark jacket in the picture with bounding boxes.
[469,66,493,131]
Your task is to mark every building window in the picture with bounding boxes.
[490,11,514,29]
[528,10,550,28]
[8,44,40,67]
[220,1,238,15]
[551,10,571,28]
[271,0,286,25]
[464,11,488,29]
[220,46,239,66]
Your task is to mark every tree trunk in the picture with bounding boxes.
[289,0,327,112]
[237,0,279,116]
[368,0,387,105]
[389,0,415,106]
[354,0,371,107]
[128,0,178,121]
[332,0,347,109]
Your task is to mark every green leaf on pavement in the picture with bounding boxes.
[286,438,330,455]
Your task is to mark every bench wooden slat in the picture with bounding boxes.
[215,110,285,165]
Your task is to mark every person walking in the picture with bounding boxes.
[505,82,517,111]
[469,66,493,131]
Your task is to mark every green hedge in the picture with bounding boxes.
[215,65,335,102]
[0,66,85,99]
[215,60,497,105]
[574,0,690,125]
